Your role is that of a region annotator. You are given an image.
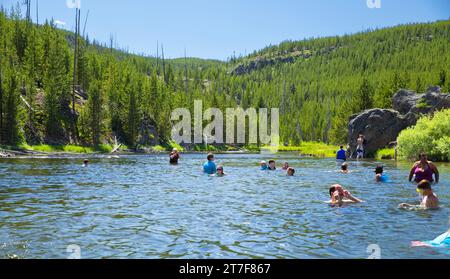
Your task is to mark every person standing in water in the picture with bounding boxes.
[408,153,439,184]
[336,146,347,161]
[203,153,217,175]
[169,148,180,165]
[399,180,439,210]
[356,134,365,160]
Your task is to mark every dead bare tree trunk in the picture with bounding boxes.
[71,7,80,144]
[82,10,89,39]
[23,0,31,23]
[156,41,159,75]
[109,34,113,53]
[161,44,167,84]
[0,60,3,144]
[184,48,188,95]
[36,0,39,25]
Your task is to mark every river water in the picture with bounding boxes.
[0,153,449,259]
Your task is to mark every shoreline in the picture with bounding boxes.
[1,142,337,158]
[0,142,403,161]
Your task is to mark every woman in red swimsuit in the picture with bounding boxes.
[408,153,439,183]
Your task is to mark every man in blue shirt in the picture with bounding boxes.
[203,153,217,174]
[336,146,347,161]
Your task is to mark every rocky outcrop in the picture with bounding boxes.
[231,51,312,76]
[393,87,450,115]
[348,109,416,157]
[348,87,450,158]
[231,56,298,76]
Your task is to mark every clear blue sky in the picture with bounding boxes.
[1,0,449,60]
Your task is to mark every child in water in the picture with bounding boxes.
[286,167,295,176]
[260,161,268,170]
[375,165,388,182]
[340,163,349,174]
[328,184,363,207]
[399,180,439,210]
[213,165,226,177]
[282,162,289,171]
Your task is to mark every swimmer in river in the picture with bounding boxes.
[268,160,276,170]
[213,165,226,177]
[328,184,363,206]
[260,161,268,170]
[375,165,388,182]
[282,162,289,171]
[408,153,439,184]
[286,167,295,176]
[340,162,349,174]
[203,153,217,175]
[82,159,89,167]
[169,148,180,165]
[399,180,439,210]
[412,229,450,247]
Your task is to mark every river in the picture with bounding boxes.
[0,153,449,258]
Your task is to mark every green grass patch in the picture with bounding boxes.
[17,144,114,154]
[259,142,337,157]
[375,148,396,160]
[152,141,186,152]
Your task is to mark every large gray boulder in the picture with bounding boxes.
[348,87,450,158]
[348,109,415,157]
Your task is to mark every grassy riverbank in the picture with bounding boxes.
[375,148,396,160]
[1,143,119,154]
[2,141,339,157]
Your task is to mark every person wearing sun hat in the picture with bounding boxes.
[260,160,268,170]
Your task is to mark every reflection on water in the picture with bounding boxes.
[0,154,449,259]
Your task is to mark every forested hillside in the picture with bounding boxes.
[0,4,449,148]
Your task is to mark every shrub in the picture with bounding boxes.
[397,109,450,161]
